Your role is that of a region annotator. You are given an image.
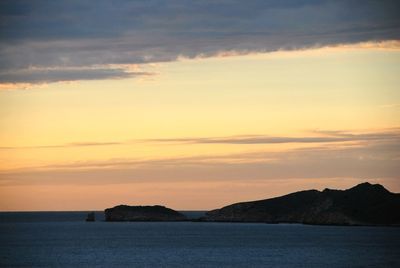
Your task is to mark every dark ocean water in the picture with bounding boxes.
[0,212,399,267]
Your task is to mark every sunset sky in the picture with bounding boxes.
[1,1,399,211]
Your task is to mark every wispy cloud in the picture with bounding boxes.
[148,129,400,145]
[0,0,399,85]
[1,136,399,186]
[379,104,400,109]
[2,129,399,150]
[0,141,125,150]
[0,67,153,84]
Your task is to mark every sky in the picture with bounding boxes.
[0,0,400,211]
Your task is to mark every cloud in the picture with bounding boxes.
[148,129,400,144]
[0,0,399,85]
[0,67,152,84]
[1,128,399,150]
[0,141,125,150]
[0,128,399,187]
[379,103,400,109]
[1,137,399,186]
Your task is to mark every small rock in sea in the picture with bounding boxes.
[86,212,95,222]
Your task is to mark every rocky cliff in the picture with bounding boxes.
[105,205,187,221]
[204,182,400,226]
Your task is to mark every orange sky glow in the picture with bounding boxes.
[1,27,399,211]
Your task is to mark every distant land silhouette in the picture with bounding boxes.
[204,182,400,226]
[105,205,187,221]
[105,182,400,226]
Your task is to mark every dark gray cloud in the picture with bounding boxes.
[0,68,151,84]
[0,0,399,84]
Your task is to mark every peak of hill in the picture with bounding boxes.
[204,183,400,226]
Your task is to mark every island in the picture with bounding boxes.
[203,182,400,226]
[105,205,187,221]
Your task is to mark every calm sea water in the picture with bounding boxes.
[0,212,399,267]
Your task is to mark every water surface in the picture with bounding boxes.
[0,212,399,267]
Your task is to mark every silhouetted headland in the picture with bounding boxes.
[104,183,399,226]
[203,182,400,226]
[105,205,187,221]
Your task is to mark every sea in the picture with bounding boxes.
[1,211,399,267]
